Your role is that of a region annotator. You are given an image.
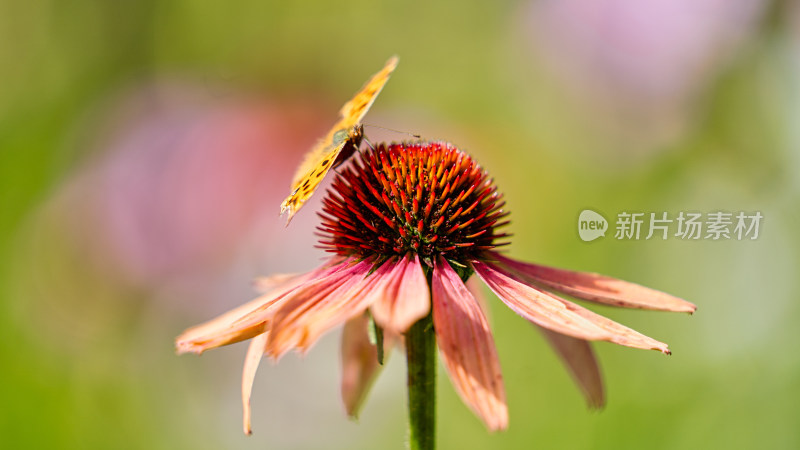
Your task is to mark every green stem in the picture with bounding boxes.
[406,311,436,450]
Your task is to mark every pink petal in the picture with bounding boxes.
[175,260,340,355]
[470,263,605,407]
[538,328,605,409]
[340,314,386,418]
[250,257,347,294]
[233,260,354,331]
[474,261,609,341]
[466,276,491,320]
[369,254,431,334]
[433,256,508,431]
[267,260,385,357]
[490,252,696,313]
[473,261,671,354]
[242,332,269,435]
[176,280,299,355]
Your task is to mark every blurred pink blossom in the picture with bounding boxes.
[60,82,328,298]
[524,0,767,144]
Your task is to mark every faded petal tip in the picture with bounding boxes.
[251,273,300,294]
[242,333,269,435]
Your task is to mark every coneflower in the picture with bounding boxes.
[176,141,695,447]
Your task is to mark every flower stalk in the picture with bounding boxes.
[406,309,436,450]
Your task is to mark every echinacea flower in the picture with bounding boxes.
[176,141,695,437]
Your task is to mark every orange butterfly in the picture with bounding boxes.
[280,56,399,224]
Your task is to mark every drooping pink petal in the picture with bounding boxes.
[469,261,605,407]
[176,278,302,355]
[490,252,696,313]
[340,314,387,418]
[233,260,354,330]
[474,261,609,341]
[250,257,347,294]
[433,256,508,431]
[176,258,344,355]
[267,260,383,357]
[473,261,671,353]
[242,332,269,435]
[369,254,430,334]
[538,328,604,409]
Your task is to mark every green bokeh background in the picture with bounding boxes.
[2,1,798,449]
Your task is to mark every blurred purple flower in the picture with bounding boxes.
[62,83,327,295]
[524,0,766,142]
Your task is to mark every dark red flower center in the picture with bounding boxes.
[317,141,509,267]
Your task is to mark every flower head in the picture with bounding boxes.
[317,141,508,266]
[176,141,695,434]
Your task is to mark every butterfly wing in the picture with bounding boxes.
[280,56,398,223]
[279,139,348,222]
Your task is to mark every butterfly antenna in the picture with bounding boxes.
[363,123,421,139]
[362,135,375,152]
